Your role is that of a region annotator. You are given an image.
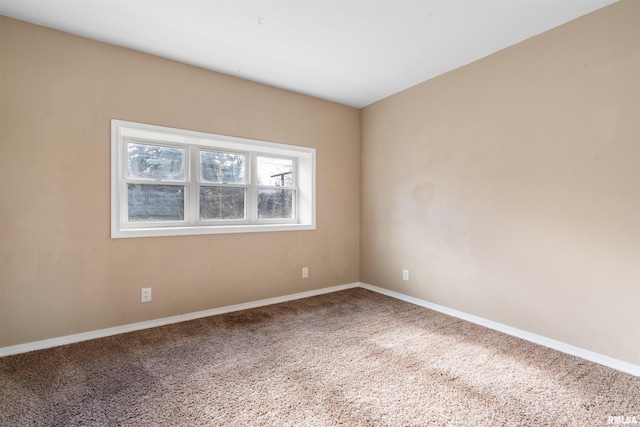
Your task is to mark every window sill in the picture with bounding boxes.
[112,223,316,239]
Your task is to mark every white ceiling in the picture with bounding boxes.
[0,0,618,108]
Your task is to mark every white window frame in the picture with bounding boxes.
[111,120,315,238]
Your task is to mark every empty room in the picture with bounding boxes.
[1,0,638,425]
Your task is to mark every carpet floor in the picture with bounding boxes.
[1,287,638,426]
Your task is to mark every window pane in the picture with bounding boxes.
[258,189,294,219]
[201,151,245,184]
[257,157,294,186]
[200,187,245,220]
[128,143,184,181]
[128,184,184,221]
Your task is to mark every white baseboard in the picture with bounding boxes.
[359,282,640,377]
[0,282,360,358]
[2,281,638,377]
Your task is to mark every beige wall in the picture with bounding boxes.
[0,17,360,347]
[1,0,638,368]
[361,0,639,366]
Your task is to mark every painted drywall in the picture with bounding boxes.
[360,0,639,365]
[0,17,360,347]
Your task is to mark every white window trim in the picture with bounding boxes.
[111,120,316,238]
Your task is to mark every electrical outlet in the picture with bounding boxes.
[302,267,309,279]
[141,287,152,303]
[402,269,409,282]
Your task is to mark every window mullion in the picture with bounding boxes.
[189,146,199,225]
[247,152,256,223]
[120,140,128,226]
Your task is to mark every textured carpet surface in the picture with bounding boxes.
[1,288,638,426]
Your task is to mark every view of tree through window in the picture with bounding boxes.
[128,184,184,221]
[258,189,294,219]
[257,157,294,219]
[199,151,246,220]
[257,157,294,186]
[128,143,184,180]
[200,187,245,220]
[127,143,185,221]
[200,151,245,183]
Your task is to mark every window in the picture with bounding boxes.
[111,120,315,238]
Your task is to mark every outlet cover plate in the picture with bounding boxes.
[141,287,152,302]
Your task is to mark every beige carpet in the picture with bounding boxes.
[1,288,638,426]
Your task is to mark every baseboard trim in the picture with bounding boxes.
[0,282,360,358]
[2,281,638,377]
[358,282,640,377]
